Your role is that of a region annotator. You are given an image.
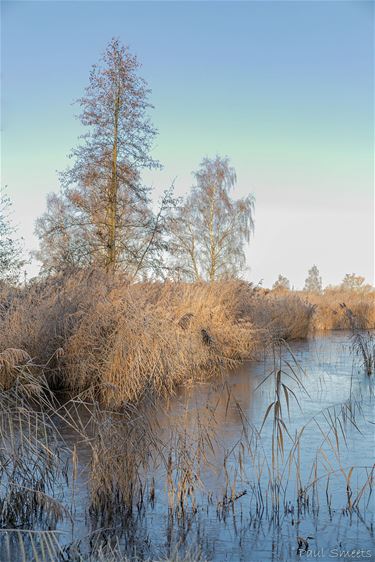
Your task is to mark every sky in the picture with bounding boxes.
[1,0,374,288]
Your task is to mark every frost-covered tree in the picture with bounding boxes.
[272,274,290,291]
[169,156,255,281]
[304,265,322,293]
[37,38,165,276]
[0,189,24,284]
[341,273,370,292]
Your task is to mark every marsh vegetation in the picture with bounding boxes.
[0,324,374,561]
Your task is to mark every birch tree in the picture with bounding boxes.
[169,156,255,281]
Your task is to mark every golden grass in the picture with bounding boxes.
[63,279,261,406]
[303,288,375,331]
[0,273,258,406]
[1,272,373,407]
[242,290,316,340]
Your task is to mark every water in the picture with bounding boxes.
[137,331,374,562]
[2,332,375,561]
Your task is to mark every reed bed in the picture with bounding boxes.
[243,291,316,340]
[1,271,373,406]
[305,288,375,331]
[0,272,300,406]
[339,303,375,375]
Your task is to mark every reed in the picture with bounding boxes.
[0,380,67,531]
[241,291,316,341]
[306,288,375,331]
[0,272,258,406]
[0,530,205,562]
[340,303,375,374]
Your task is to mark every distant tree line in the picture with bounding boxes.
[271,266,372,293]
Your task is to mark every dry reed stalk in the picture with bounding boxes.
[0,380,68,532]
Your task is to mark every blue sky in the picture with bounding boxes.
[1,1,374,287]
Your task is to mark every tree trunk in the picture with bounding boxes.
[208,189,216,283]
[107,92,120,271]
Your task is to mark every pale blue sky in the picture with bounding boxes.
[1,1,374,287]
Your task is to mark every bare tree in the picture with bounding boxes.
[35,192,92,274]
[37,38,162,275]
[168,199,200,281]
[0,188,24,285]
[169,156,255,281]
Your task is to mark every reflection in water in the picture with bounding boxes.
[1,332,374,561]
